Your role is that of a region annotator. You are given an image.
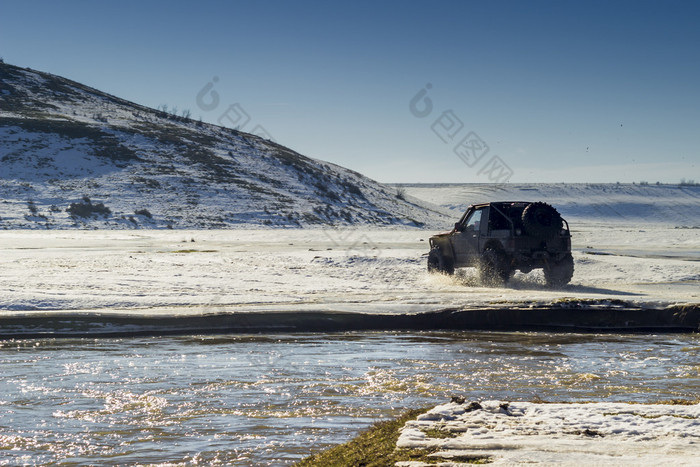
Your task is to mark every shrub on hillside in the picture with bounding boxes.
[66,198,111,218]
[396,186,406,201]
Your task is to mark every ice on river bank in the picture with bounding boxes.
[397,399,700,465]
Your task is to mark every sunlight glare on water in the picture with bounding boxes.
[0,331,698,465]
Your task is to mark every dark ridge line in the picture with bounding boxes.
[0,305,698,339]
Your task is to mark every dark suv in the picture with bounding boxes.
[427,202,574,287]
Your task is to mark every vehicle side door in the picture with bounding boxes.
[450,207,484,267]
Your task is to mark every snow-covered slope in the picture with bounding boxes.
[0,62,450,229]
[403,183,700,226]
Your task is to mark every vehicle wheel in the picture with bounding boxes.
[522,202,562,238]
[544,253,574,288]
[427,248,454,275]
[478,249,511,286]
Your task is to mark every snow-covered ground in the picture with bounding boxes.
[397,400,700,465]
[0,223,697,315]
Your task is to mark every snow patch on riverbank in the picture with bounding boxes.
[398,400,700,465]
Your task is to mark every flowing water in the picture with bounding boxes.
[1,331,698,465]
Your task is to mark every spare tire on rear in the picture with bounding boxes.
[521,202,562,238]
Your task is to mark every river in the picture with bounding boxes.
[1,331,698,465]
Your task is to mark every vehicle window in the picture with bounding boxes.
[490,207,510,230]
[465,209,482,231]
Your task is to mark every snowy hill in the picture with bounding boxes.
[0,62,450,229]
[403,183,700,226]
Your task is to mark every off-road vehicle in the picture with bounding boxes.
[427,201,573,287]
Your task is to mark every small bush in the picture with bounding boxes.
[135,208,153,218]
[396,186,406,201]
[67,199,111,218]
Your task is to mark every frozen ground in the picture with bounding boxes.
[0,223,697,316]
[397,400,700,465]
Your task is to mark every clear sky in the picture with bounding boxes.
[1,0,698,183]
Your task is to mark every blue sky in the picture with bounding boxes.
[1,0,698,183]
